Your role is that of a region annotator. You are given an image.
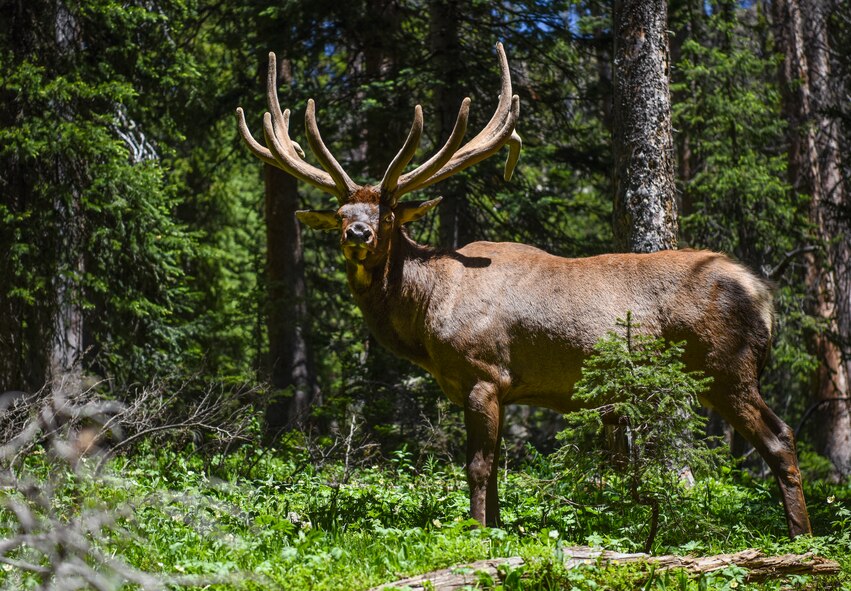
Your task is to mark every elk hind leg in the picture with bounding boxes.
[485,405,505,526]
[717,385,812,537]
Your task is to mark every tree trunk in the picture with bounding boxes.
[612,0,678,253]
[50,245,84,387]
[53,4,85,385]
[263,53,319,437]
[430,0,473,249]
[773,0,851,477]
[803,0,851,476]
[363,0,403,179]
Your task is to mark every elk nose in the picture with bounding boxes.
[345,223,373,244]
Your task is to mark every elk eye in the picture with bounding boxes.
[382,214,393,224]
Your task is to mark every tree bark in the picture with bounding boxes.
[263,41,318,438]
[773,0,851,477]
[264,163,318,435]
[612,0,678,253]
[52,5,86,385]
[430,0,473,250]
[802,0,851,475]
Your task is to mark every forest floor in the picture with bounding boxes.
[1,438,849,590]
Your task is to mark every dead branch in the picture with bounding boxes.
[0,378,261,590]
[795,397,851,438]
[371,557,525,591]
[370,546,840,590]
[763,245,819,281]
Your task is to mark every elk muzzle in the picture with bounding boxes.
[345,222,373,244]
[342,221,376,262]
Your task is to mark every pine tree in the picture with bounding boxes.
[0,0,197,390]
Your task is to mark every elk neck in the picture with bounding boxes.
[346,227,440,369]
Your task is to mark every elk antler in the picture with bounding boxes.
[379,105,424,197]
[238,45,521,207]
[236,52,359,204]
[381,42,522,207]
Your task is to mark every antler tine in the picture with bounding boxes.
[236,107,280,168]
[265,53,355,201]
[394,98,470,199]
[392,42,520,196]
[305,100,360,197]
[265,53,307,159]
[237,52,358,203]
[414,81,520,191]
[504,129,522,182]
[261,113,342,197]
[380,105,424,201]
[476,42,514,140]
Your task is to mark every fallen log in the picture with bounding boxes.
[370,546,840,591]
[559,547,840,581]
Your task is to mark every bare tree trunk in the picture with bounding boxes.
[612,0,678,253]
[51,2,85,389]
[51,250,84,384]
[363,0,403,179]
[264,163,318,436]
[261,56,318,436]
[773,0,851,477]
[803,0,851,476]
[430,0,472,250]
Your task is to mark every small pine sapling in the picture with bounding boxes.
[554,313,722,551]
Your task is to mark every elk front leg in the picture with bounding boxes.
[464,382,502,526]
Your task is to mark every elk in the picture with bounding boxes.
[236,44,812,538]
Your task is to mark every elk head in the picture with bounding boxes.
[236,43,522,281]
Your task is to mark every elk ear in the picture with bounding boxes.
[296,209,339,230]
[395,197,443,225]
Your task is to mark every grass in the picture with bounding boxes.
[1,438,849,590]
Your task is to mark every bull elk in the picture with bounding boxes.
[237,44,812,538]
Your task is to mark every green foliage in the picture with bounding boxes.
[0,1,199,388]
[672,11,805,262]
[670,8,815,420]
[2,439,850,590]
[551,314,722,551]
[2,379,849,588]
[0,0,273,388]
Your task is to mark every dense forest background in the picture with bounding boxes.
[3,0,851,588]
[2,0,850,475]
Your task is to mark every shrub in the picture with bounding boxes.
[551,313,723,551]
